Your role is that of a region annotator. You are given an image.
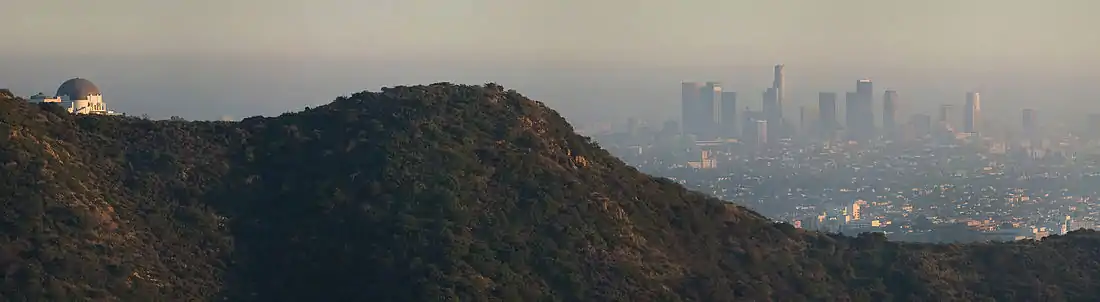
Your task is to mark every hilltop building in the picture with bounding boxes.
[28,78,118,115]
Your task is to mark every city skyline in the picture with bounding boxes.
[673,64,1060,143]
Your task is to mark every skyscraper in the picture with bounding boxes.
[856,79,873,96]
[720,91,738,138]
[964,92,981,133]
[854,79,875,141]
[845,91,858,139]
[938,104,954,128]
[701,82,723,139]
[819,92,838,141]
[1022,109,1036,131]
[883,90,899,139]
[763,64,785,140]
[681,82,703,137]
[742,109,762,144]
[1022,109,1038,146]
[773,64,785,112]
[763,87,781,142]
[756,119,768,145]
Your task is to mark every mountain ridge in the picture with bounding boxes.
[1,83,1100,301]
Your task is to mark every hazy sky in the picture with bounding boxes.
[4,0,1100,127]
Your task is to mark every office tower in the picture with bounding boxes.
[759,64,785,140]
[1022,109,1038,145]
[856,79,873,98]
[756,120,768,145]
[1022,109,1037,132]
[853,79,875,141]
[742,109,761,143]
[680,82,703,137]
[938,104,954,128]
[773,64,785,115]
[720,91,738,138]
[844,92,858,140]
[964,92,981,133]
[819,92,838,141]
[701,82,723,139]
[883,90,899,139]
[911,114,932,138]
[763,87,781,142]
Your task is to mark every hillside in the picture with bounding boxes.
[2,84,1100,301]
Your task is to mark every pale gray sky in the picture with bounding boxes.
[4,0,1100,125]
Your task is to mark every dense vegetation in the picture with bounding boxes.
[2,84,1100,301]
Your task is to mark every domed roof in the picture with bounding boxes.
[56,78,101,100]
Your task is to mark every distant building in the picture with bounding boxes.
[770,64,786,139]
[1033,227,1051,240]
[938,104,955,131]
[720,91,738,138]
[681,82,704,138]
[681,81,724,140]
[701,82,723,139]
[938,104,952,123]
[763,87,781,142]
[850,200,867,221]
[742,109,762,144]
[883,90,899,139]
[686,150,717,169]
[1061,216,1093,234]
[1022,109,1038,146]
[844,91,860,140]
[818,92,838,141]
[851,79,875,141]
[773,64,785,109]
[756,119,768,145]
[27,78,117,115]
[964,92,981,133]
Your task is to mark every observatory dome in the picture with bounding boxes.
[56,78,101,100]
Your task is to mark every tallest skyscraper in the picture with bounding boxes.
[764,64,785,141]
[773,64,785,106]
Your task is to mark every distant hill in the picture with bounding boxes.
[2,83,1100,301]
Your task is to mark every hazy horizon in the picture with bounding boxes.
[4,0,1100,127]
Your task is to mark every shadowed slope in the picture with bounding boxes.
[1,84,1100,302]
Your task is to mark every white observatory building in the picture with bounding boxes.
[28,78,117,115]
